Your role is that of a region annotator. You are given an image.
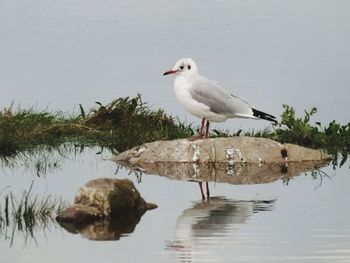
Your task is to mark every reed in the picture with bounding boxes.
[0,182,66,245]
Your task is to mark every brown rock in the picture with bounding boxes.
[56,178,157,229]
[74,178,154,217]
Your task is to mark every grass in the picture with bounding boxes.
[0,182,66,245]
[211,105,349,167]
[0,106,79,156]
[275,105,349,167]
[0,95,193,157]
[79,95,193,150]
[0,95,349,166]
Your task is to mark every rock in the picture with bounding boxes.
[73,178,155,217]
[112,137,331,164]
[112,137,331,186]
[56,178,157,238]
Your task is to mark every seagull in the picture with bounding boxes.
[163,58,277,139]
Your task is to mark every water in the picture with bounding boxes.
[1,149,349,263]
[1,1,350,262]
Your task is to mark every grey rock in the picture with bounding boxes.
[112,137,331,185]
[112,137,331,164]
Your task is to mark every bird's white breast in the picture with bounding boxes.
[174,76,210,119]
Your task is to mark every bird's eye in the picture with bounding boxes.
[179,65,184,70]
[188,65,191,70]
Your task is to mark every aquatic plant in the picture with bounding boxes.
[275,105,349,167]
[210,105,349,166]
[0,95,348,166]
[0,182,66,246]
[80,95,193,150]
[0,95,193,157]
[0,106,80,156]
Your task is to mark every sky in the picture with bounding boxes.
[0,0,349,131]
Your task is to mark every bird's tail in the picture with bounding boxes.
[252,108,277,124]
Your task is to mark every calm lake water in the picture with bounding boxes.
[1,0,350,262]
[1,149,349,263]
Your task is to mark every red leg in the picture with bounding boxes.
[199,118,205,139]
[199,119,210,200]
[205,121,210,138]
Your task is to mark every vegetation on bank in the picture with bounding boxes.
[0,95,349,165]
[213,105,349,166]
[0,95,192,157]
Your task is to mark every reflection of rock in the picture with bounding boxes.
[113,137,331,164]
[56,204,101,224]
[115,161,329,185]
[56,178,157,240]
[57,213,142,241]
[166,197,275,261]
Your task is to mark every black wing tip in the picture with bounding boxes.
[252,108,278,124]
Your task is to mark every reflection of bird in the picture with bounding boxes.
[166,197,275,262]
[163,58,277,139]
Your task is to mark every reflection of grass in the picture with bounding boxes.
[0,95,349,166]
[0,144,84,177]
[0,182,66,246]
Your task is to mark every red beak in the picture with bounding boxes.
[163,69,178,76]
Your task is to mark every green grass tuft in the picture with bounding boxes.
[0,182,66,245]
[0,95,348,165]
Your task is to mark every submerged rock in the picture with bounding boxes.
[113,137,331,164]
[56,178,157,239]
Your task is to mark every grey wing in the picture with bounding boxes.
[189,77,255,118]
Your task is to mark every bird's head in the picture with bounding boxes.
[163,58,199,77]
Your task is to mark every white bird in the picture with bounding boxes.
[163,58,277,139]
